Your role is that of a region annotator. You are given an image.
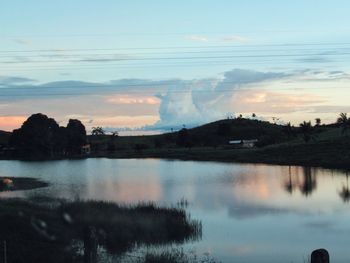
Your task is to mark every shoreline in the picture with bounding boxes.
[89,145,350,171]
[2,142,349,171]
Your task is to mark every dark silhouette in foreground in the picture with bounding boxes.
[0,198,201,263]
[311,249,329,263]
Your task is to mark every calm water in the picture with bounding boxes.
[0,158,349,262]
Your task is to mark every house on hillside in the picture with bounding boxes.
[228,139,258,148]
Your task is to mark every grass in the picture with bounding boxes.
[0,198,201,262]
[142,248,219,263]
[89,127,350,170]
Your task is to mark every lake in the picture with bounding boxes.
[0,158,349,262]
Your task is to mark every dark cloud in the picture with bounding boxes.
[221,69,290,85]
[0,76,36,85]
[297,56,333,63]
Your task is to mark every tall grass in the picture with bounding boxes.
[0,198,202,262]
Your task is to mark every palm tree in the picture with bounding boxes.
[283,122,295,140]
[299,121,313,143]
[315,118,321,126]
[337,113,350,134]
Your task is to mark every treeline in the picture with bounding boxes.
[9,113,87,159]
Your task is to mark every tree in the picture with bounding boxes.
[337,113,350,134]
[91,127,105,136]
[315,118,321,126]
[252,113,256,118]
[66,119,87,154]
[9,113,61,158]
[283,122,295,140]
[299,121,313,143]
[9,114,87,159]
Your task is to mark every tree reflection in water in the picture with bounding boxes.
[299,167,317,196]
[283,167,317,196]
[284,166,296,194]
[339,172,350,203]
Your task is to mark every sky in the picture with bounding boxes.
[1,0,350,133]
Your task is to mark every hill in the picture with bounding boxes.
[89,118,294,152]
[89,118,350,170]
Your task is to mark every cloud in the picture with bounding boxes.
[0,68,347,131]
[186,35,209,42]
[231,90,326,114]
[106,95,159,105]
[149,69,294,129]
[220,69,290,85]
[309,105,350,113]
[297,56,333,64]
[12,38,32,46]
[221,35,249,43]
[0,76,36,85]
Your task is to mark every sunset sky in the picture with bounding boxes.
[1,0,350,132]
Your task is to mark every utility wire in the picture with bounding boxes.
[1,42,350,53]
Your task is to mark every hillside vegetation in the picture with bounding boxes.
[1,116,349,169]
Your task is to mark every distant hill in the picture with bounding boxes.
[89,118,296,151]
[183,118,288,146]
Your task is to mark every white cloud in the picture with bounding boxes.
[186,35,209,42]
[0,68,347,131]
[221,35,249,43]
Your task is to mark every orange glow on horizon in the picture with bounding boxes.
[0,116,26,131]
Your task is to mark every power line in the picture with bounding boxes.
[1,42,350,53]
[2,51,350,65]
[0,58,347,72]
[0,47,349,58]
[0,84,349,98]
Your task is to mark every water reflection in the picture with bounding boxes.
[1,159,350,262]
[339,173,350,202]
[283,166,317,196]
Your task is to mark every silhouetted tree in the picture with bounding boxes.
[66,119,87,155]
[9,113,61,158]
[315,118,321,126]
[91,127,105,136]
[283,122,295,140]
[299,121,313,143]
[337,112,350,134]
